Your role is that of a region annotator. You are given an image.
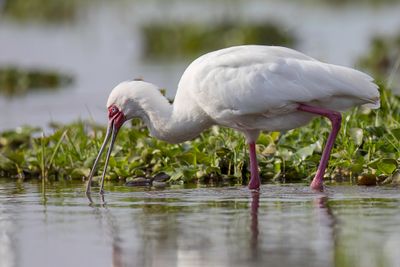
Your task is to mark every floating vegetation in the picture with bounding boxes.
[1,0,79,23]
[357,33,400,91]
[142,21,296,60]
[0,84,398,186]
[0,67,73,96]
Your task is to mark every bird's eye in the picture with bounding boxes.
[108,106,119,118]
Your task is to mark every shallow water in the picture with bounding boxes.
[0,179,399,267]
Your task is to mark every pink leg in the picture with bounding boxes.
[297,104,342,191]
[248,142,261,190]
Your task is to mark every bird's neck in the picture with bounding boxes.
[138,91,211,144]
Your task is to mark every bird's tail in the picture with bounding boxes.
[328,64,380,109]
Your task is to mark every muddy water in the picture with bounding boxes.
[0,179,399,267]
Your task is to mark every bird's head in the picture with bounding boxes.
[87,80,160,193]
[106,80,161,129]
[105,83,129,132]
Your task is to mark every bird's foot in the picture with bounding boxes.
[310,179,324,192]
[248,176,261,190]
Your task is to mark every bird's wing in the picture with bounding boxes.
[182,47,379,122]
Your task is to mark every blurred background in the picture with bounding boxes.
[0,0,399,131]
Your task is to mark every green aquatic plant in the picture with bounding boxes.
[0,67,73,96]
[1,0,78,23]
[142,21,296,60]
[0,84,398,185]
[357,34,400,91]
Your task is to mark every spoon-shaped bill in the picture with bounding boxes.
[85,122,112,194]
[99,124,119,194]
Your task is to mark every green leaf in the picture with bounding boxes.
[377,158,398,174]
[296,143,317,161]
[366,126,386,137]
[170,170,184,181]
[0,153,15,170]
[391,128,400,139]
[3,151,25,165]
[257,133,270,146]
[349,128,363,146]
[70,167,90,179]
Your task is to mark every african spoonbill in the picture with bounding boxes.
[86,45,380,194]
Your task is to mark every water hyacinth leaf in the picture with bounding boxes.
[3,151,25,165]
[377,158,398,174]
[351,163,364,173]
[195,168,207,179]
[176,152,196,165]
[366,126,386,137]
[181,167,197,181]
[0,153,15,170]
[83,155,97,168]
[216,147,231,157]
[273,159,281,173]
[349,128,363,146]
[351,156,365,173]
[277,148,293,161]
[128,161,144,170]
[132,169,146,177]
[151,149,162,156]
[114,166,130,177]
[296,143,317,161]
[70,167,90,179]
[270,132,281,141]
[391,128,400,139]
[308,154,322,164]
[262,143,276,155]
[257,133,271,146]
[206,166,221,175]
[170,170,184,181]
[108,157,117,168]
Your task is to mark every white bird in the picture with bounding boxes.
[86,45,380,194]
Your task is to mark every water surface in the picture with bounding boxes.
[1,179,399,267]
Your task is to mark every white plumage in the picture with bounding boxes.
[177,45,379,134]
[87,45,380,194]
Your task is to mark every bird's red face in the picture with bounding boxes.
[108,105,126,130]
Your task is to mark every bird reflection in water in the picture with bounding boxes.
[250,190,260,260]
[313,194,336,229]
[87,194,124,267]
[312,193,337,267]
[248,189,337,266]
